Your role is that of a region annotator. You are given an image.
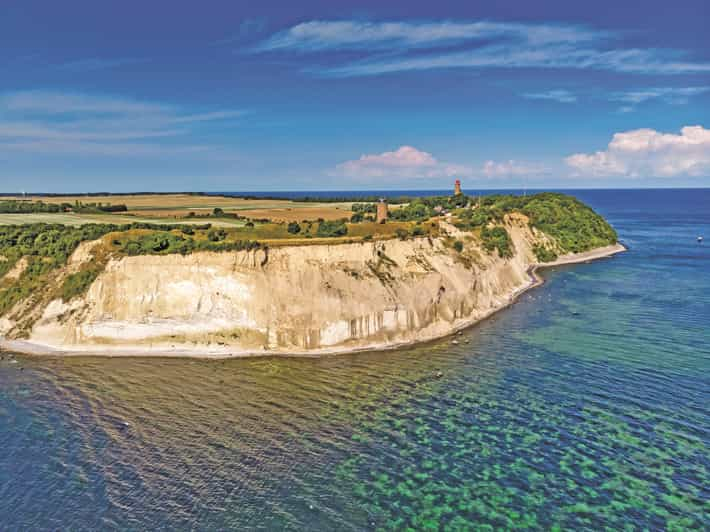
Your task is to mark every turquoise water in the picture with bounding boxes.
[1,189,708,530]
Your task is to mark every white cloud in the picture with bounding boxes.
[330,146,545,181]
[252,20,710,77]
[482,160,545,178]
[331,146,471,179]
[566,125,710,177]
[523,89,577,103]
[0,90,246,157]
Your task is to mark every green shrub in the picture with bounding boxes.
[0,200,63,213]
[316,220,348,237]
[395,228,409,240]
[480,226,514,259]
[532,244,558,263]
[351,203,376,213]
[208,229,227,242]
[287,222,301,234]
[60,267,102,301]
[453,240,464,253]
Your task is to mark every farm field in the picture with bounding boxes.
[0,212,246,227]
[0,193,358,225]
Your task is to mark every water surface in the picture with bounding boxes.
[1,189,708,530]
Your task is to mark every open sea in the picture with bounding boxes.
[1,188,708,530]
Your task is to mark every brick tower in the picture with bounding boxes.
[454,179,462,195]
[376,198,388,223]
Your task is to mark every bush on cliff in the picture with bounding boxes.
[480,226,514,259]
[454,193,616,254]
[532,244,559,263]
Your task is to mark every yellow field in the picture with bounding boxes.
[0,195,438,243]
[0,212,244,227]
[4,193,354,223]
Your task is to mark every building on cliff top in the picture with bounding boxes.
[376,198,388,223]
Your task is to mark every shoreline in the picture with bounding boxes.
[0,243,626,360]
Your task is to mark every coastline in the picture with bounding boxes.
[0,243,626,359]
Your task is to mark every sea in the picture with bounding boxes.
[0,188,708,530]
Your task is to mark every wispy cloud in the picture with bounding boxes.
[522,89,577,103]
[215,17,268,45]
[55,57,149,72]
[254,20,602,52]
[0,90,169,115]
[251,20,710,77]
[1,140,212,157]
[170,110,248,123]
[0,90,246,157]
[609,86,710,112]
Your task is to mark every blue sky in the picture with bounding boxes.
[1,0,709,192]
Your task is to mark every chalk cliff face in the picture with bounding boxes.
[9,216,555,356]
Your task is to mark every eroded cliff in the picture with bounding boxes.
[0,214,626,357]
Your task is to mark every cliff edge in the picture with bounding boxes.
[0,214,624,357]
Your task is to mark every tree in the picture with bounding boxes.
[287,222,301,234]
[316,220,348,237]
[213,207,224,217]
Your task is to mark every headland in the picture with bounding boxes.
[0,191,624,358]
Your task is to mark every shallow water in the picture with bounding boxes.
[1,189,708,530]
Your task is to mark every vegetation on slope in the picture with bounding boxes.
[480,226,514,259]
[0,223,119,315]
[453,192,617,261]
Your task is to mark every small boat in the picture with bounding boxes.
[698,236,704,242]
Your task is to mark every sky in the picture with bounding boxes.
[1,0,709,192]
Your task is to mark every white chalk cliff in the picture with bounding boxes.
[0,216,623,357]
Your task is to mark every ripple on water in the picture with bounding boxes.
[1,190,710,530]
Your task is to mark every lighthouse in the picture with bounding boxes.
[454,179,462,196]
